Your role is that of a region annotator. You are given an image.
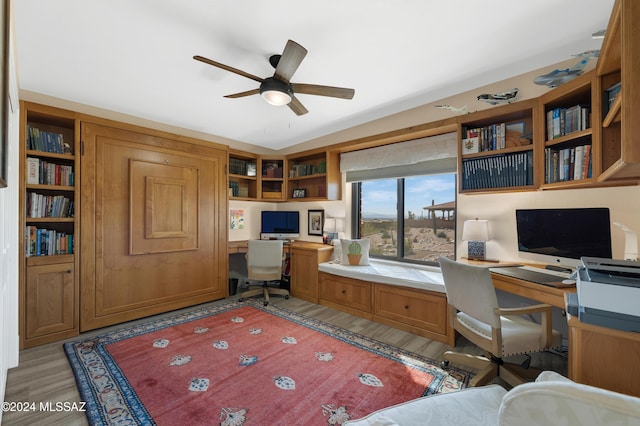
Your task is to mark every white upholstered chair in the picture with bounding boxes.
[438,256,562,387]
[239,240,289,306]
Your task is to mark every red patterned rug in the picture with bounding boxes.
[65,299,470,425]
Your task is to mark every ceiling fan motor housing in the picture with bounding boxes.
[260,77,293,105]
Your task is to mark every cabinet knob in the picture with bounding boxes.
[341,289,346,294]
[404,305,409,310]
[66,269,72,273]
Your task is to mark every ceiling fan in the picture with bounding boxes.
[194,40,355,116]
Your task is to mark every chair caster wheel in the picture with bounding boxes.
[238,298,244,302]
[440,360,449,369]
[263,301,269,306]
[285,295,289,300]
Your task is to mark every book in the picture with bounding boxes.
[27,157,39,184]
[461,137,479,154]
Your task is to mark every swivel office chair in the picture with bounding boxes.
[438,256,562,387]
[239,240,289,306]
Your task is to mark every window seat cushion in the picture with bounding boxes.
[318,258,445,293]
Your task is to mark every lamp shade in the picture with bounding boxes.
[462,219,489,242]
[323,218,336,232]
[260,77,293,106]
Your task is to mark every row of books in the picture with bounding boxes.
[26,157,74,186]
[545,144,592,184]
[229,158,256,176]
[25,226,73,257]
[546,105,590,141]
[27,192,74,218]
[26,125,70,154]
[461,151,533,190]
[462,123,507,153]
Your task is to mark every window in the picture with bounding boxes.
[353,173,456,265]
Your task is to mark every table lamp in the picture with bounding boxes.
[323,218,336,244]
[462,219,489,261]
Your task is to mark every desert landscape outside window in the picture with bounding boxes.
[353,174,456,265]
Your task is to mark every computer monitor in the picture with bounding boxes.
[260,211,300,240]
[515,207,612,269]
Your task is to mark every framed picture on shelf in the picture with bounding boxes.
[308,210,324,236]
[292,188,306,198]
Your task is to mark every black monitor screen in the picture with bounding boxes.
[516,207,612,260]
[261,211,300,234]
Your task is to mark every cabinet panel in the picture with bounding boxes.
[373,284,448,335]
[319,273,372,314]
[25,263,75,339]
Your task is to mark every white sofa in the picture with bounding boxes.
[344,372,640,426]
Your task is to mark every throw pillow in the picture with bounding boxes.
[340,239,370,266]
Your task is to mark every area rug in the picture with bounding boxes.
[64,299,470,425]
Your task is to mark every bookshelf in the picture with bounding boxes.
[228,150,258,200]
[595,0,640,182]
[538,71,597,189]
[458,99,538,193]
[287,149,341,200]
[19,102,80,348]
[260,156,286,201]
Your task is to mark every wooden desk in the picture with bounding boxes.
[567,311,640,397]
[460,259,576,309]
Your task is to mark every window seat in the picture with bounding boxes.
[318,258,445,293]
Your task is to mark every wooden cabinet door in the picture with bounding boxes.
[80,122,228,330]
[25,263,75,339]
[319,273,372,315]
[290,248,318,303]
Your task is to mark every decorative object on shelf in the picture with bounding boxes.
[462,219,489,261]
[292,188,306,198]
[435,104,469,115]
[308,209,324,236]
[461,136,479,154]
[534,58,589,88]
[476,88,518,105]
[193,39,355,116]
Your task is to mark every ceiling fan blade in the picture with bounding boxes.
[274,40,308,83]
[292,83,355,99]
[193,55,264,83]
[288,96,309,116]
[224,88,260,98]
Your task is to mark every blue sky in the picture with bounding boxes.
[361,174,456,219]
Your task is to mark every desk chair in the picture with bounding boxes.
[239,240,289,306]
[438,256,562,387]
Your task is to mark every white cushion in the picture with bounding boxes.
[499,374,640,426]
[344,385,507,426]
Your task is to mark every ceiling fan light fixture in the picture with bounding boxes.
[260,77,293,106]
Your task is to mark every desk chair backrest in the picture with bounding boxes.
[247,240,284,281]
[438,256,501,329]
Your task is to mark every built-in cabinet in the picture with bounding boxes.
[595,0,640,182]
[19,102,80,348]
[289,243,333,303]
[318,272,452,345]
[228,149,340,201]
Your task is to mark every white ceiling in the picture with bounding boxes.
[13,0,613,151]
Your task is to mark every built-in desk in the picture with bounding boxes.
[228,240,333,302]
[460,259,576,309]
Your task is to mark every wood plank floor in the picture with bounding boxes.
[2,296,567,425]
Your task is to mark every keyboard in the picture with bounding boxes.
[489,266,574,287]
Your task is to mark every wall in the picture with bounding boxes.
[457,185,640,263]
[1,22,21,417]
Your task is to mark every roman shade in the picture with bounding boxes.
[340,132,457,182]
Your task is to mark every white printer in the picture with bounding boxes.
[574,257,640,332]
